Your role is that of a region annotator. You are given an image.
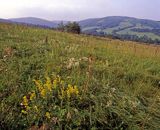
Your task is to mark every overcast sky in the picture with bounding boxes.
[0,0,159,21]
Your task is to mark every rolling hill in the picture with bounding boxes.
[79,16,160,42]
[9,17,59,28]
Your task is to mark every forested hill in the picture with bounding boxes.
[79,16,160,44]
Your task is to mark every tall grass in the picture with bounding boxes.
[0,23,160,130]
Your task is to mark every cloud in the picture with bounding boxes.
[0,0,159,20]
[16,0,110,20]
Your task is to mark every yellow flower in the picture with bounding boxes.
[74,85,79,95]
[22,96,28,106]
[45,112,51,119]
[66,84,79,99]
[21,110,27,114]
[32,76,79,101]
[53,79,57,89]
[40,89,46,98]
[67,85,73,98]
[33,79,43,91]
[44,77,52,91]
[30,91,36,100]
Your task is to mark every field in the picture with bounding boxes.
[80,17,160,42]
[102,22,160,40]
[0,23,160,130]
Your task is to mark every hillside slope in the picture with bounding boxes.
[0,23,160,130]
[79,16,160,42]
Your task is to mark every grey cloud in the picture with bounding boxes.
[13,0,160,21]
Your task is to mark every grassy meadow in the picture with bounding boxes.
[0,23,160,130]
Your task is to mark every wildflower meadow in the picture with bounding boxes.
[0,23,160,130]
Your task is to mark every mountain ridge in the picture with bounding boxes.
[7,16,160,27]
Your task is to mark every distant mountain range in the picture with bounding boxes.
[0,16,160,43]
[79,16,160,43]
[8,17,69,28]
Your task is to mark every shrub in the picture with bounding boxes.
[57,22,81,34]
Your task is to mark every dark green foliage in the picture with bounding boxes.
[65,22,81,34]
[57,22,81,34]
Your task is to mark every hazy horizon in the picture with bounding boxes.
[0,0,159,21]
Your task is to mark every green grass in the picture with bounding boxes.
[0,23,160,130]
[117,29,160,40]
[134,23,153,29]
[98,21,131,34]
[83,21,160,41]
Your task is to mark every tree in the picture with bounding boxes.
[65,22,81,34]
[57,21,65,32]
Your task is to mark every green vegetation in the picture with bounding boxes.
[57,22,81,34]
[0,23,160,130]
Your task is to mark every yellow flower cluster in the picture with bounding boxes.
[20,75,79,117]
[33,80,43,91]
[21,96,29,114]
[53,75,64,89]
[33,77,52,98]
[33,76,65,98]
[22,96,28,106]
[44,77,52,91]
[66,85,79,99]
[59,84,79,100]
[21,91,36,114]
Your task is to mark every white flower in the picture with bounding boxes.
[111,88,116,93]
